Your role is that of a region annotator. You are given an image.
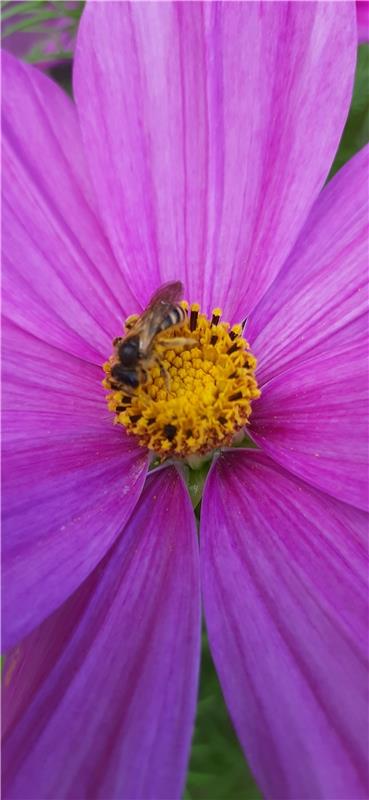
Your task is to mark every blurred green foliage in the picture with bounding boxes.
[185,631,261,800]
[1,0,84,64]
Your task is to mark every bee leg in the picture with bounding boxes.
[160,363,171,391]
[150,353,171,391]
[158,337,196,349]
[112,336,124,348]
[124,314,140,331]
[141,367,149,385]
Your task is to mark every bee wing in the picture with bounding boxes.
[147,281,184,308]
[124,282,184,352]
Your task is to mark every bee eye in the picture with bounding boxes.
[118,338,139,367]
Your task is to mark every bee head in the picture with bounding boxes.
[118,336,140,367]
[110,363,139,388]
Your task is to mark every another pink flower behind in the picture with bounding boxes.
[357,0,369,41]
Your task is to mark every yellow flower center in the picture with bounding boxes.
[103,301,260,459]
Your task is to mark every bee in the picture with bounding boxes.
[110,281,192,392]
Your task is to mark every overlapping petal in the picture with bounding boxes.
[74,1,356,320]
[2,320,148,649]
[2,52,150,649]
[248,146,368,510]
[201,450,368,800]
[248,146,368,384]
[3,468,201,800]
[249,344,368,511]
[2,51,137,366]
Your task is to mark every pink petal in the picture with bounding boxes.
[3,320,148,649]
[201,450,368,800]
[357,1,369,42]
[3,468,201,800]
[248,145,368,385]
[247,147,368,510]
[74,2,356,319]
[250,344,368,511]
[2,51,138,365]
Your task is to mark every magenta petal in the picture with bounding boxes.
[74,3,356,318]
[201,450,368,800]
[357,1,369,42]
[249,344,368,511]
[3,320,148,649]
[2,52,137,364]
[248,145,369,386]
[3,469,200,800]
[247,147,369,510]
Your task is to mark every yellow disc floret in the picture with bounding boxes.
[103,301,260,459]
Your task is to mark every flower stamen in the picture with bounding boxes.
[103,299,260,459]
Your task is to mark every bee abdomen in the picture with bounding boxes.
[159,306,185,332]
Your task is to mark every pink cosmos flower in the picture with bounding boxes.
[2,3,368,799]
